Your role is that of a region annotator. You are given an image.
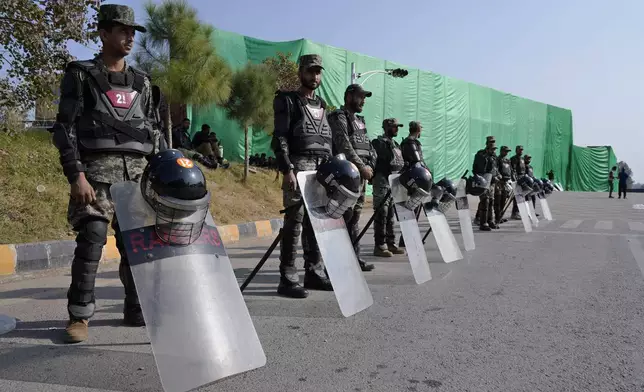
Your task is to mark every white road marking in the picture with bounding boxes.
[561,220,583,229]
[628,222,644,232]
[627,237,644,279]
[595,221,613,230]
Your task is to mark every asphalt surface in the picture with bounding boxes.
[1,191,644,392]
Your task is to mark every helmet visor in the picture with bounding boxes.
[153,192,211,246]
[325,184,361,219]
[405,187,430,211]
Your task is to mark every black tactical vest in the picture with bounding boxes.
[388,138,404,173]
[346,112,371,159]
[401,136,424,164]
[288,93,332,156]
[499,157,512,179]
[526,164,534,177]
[70,61,154,155]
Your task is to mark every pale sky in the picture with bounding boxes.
[66,0,644,182]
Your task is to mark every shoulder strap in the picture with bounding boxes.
[128,66,147,93]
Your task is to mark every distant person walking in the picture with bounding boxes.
[608,166,616,198]
[618,167,629,199]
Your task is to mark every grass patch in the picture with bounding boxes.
[0,130,284,244]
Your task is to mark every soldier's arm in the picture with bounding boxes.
[328,111,365,170]
[271,94,293,174]
[472,152,486,175]
[50,66,85,184]
[401,139,422,165]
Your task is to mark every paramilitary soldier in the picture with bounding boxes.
[494,145,513,225]
[524,154,538,213]
[271,54,334,298]
[50,4,166,343]
[510,145,526,219]
[371,119,406,257]
[474,136,496,225]
[398,120,426,248]
[472,139,498,231]
[328,84,377,272]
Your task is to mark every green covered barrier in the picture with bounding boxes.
[568,145,618,192]
[188,28,574,190]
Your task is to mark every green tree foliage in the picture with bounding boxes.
[0,0,100,111]
[134,0,231,146]
[224,63,276,182]
[261,52,300,92]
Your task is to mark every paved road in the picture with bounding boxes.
[1,192,644,392]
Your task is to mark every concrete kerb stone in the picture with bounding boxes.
[0,218,284,277]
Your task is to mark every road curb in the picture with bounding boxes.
[0,218,283,277]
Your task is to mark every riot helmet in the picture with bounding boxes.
[436,178,456,202]
[532,178,544,193]
[516,174,535,195]
[465,174,488,196]
[140,149,211,246]
[541,178,554,195]
[315,153,362,219]
[398,162,433,211]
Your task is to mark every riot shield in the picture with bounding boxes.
[538,193,553,221]
[513,184,533,233]
[423,200,463,264]
[110,181,266,392]
[388,174,432,284]
[526,197,539,226]
[455,179,475,251]
[296,171,373,317]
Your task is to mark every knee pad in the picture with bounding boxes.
[74,219,108,261]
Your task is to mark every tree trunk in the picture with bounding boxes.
[243,125,249,183]
[166,109,173,149]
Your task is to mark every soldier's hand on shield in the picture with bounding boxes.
[283,171,297,191]
[70,173,96,205]
[360,166,373,180]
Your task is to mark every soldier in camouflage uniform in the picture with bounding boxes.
[510,145,526,219]
[271,54,333,298]
[398,121,426,248]
[49,4,166,343]
[371,119,406,257]
[494,145,513,225]
[524,154,538,214]
[472,140,498,231]
[474,136,496,225]
[328,84,377,272]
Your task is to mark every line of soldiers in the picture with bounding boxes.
[271,53,443,299]
[472,139,538,231]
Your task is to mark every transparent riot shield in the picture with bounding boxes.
[110,181,266,392]
[455,179,475,251]
[538,193,553,220]
[296,171,374,317]
[526,196,539,226]
[423,199,463,264]
[388,174,432,284]
[513,184,533,233]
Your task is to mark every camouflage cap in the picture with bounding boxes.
[486,135,496,144]
[409,121,422,131]
[516,145,524,150]
[345,84,372,97]
[298,54,324,70]
[501,145,511,152]
[524,154,532,159]
[382,118,404,128]
[98,4,146,33]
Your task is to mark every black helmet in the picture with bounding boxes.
[316,153,362,219]
[140,149,211,246]
[436,178,456,202]
[465,174,488,196]
[516,174,535,195]
[532,178,543,193]
[399,162,433,211]
[541,178,554,195]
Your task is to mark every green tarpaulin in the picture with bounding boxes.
[189,28,584,191]
[568,145,618,192]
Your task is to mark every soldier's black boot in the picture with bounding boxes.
[488,221,499,229]
[479,223,491,231]
[119,263,145,327]
[359,260,375,272]
[303,269,333,291]
[277,278,309,298]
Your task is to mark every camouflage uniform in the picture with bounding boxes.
[398,121,425,248]
[473,140,498,230]
[50,4,163,343]
[510,146,526,218]
[474,136,496,225]
[371,119,406,257]
[271,54,333,298]
[494,146,513,224]
[328,86,377,271]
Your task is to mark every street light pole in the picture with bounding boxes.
[350,62,409,86]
